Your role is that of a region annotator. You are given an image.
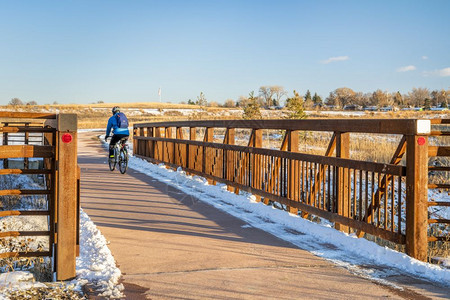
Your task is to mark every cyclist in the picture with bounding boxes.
[105,106,130,160]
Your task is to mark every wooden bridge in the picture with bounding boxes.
[1,112,449,298]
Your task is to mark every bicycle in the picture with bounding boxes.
[107,137,129,174]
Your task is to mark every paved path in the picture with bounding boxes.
[78,132,446,299]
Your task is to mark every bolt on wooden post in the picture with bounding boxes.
[55,114,78,281]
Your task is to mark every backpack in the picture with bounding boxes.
[115,112,129,128]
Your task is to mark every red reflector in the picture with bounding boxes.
[62,133,73,143]
[417,137,426,145]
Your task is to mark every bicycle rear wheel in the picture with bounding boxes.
[118,149,128,174]
[109,148,117,171]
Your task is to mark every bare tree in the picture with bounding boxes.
[223,99,236,108]
[271,86,287,107]
[196,92,207,107]
[408,87,430,107]
[431,89,448,107]
[259,86,275,108]
[371,90,393,107]
[26,100,38,106]
[9,98,23,106]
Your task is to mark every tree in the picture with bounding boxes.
[9,98,23,106]
[271,86,286,107]
[371,90,392,107]
[325,87,355,108]
[187,99,195,105]
[196,92,207,107]
[242,91,262,119]
[408,87,430,107]
[431,89,448,107]
[259,86,275,108]
[424,98,432,110]
[285,90,307,119]
[26,100,38,105]
[223,99,236,108]
[312,92,323,106]
[393,91,403,107]
[304,90,312,102]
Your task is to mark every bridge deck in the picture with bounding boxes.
[78,132,409,299]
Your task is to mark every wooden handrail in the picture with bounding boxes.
[134,119,430,135]
[0,112,57,119]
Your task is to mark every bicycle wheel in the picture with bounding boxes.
[109,147,117,171]
[118,149,128,174]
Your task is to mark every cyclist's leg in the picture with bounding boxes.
[109,135,121,157]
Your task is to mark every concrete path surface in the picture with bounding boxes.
[78,132,448,299]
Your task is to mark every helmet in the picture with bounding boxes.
[112,106,120,114]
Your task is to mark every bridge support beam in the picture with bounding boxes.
[405,135,428,261]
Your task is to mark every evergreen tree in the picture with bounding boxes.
[285,90,307,119]
[304,90,312,102]
[312,93,322,105]
[242,91,262,119]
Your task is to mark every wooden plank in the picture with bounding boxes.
[0,112,57,119]
[428,219,450,224]
[0,126,54,133]
[287,130,299,214]
[428,201,450,206]
[428,236,449,242]
[0,251,50,259]
[0,145,53,158]
[0,210,50,217]
[56,114,78,281]
[0,189,51,196]
[405,135,428,261]
[133,119,427,135]
[428,166,450,171]
[134,136,406,176]
[335,132,350,233]
[224,128,235,192]
[428,183,450,189]
[0,231,50,238]
[0,169,51,175]
[428,146,450,157]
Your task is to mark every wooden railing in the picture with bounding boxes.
[0,112,78,281]
[427,119,450,243]
[132,119,443,261]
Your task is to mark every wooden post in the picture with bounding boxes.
[146,127,154,158]
[405,135,428,261]
[3,122,8,168]
[224,128,235,192]
[287,130,299,214]
[56,114,78,281]
[203,128,214,184]
[133,127,138,156]
[176,127,184,166]
[165,127,173,164]
[250,129,263,202]
[188,127,196,170]
[335,132,350,233]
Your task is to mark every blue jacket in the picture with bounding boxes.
[106,113,130,137]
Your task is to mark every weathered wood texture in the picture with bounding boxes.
[134,119,438,261]
[0,113,79,281]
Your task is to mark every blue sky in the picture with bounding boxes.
[0,0,449,105]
